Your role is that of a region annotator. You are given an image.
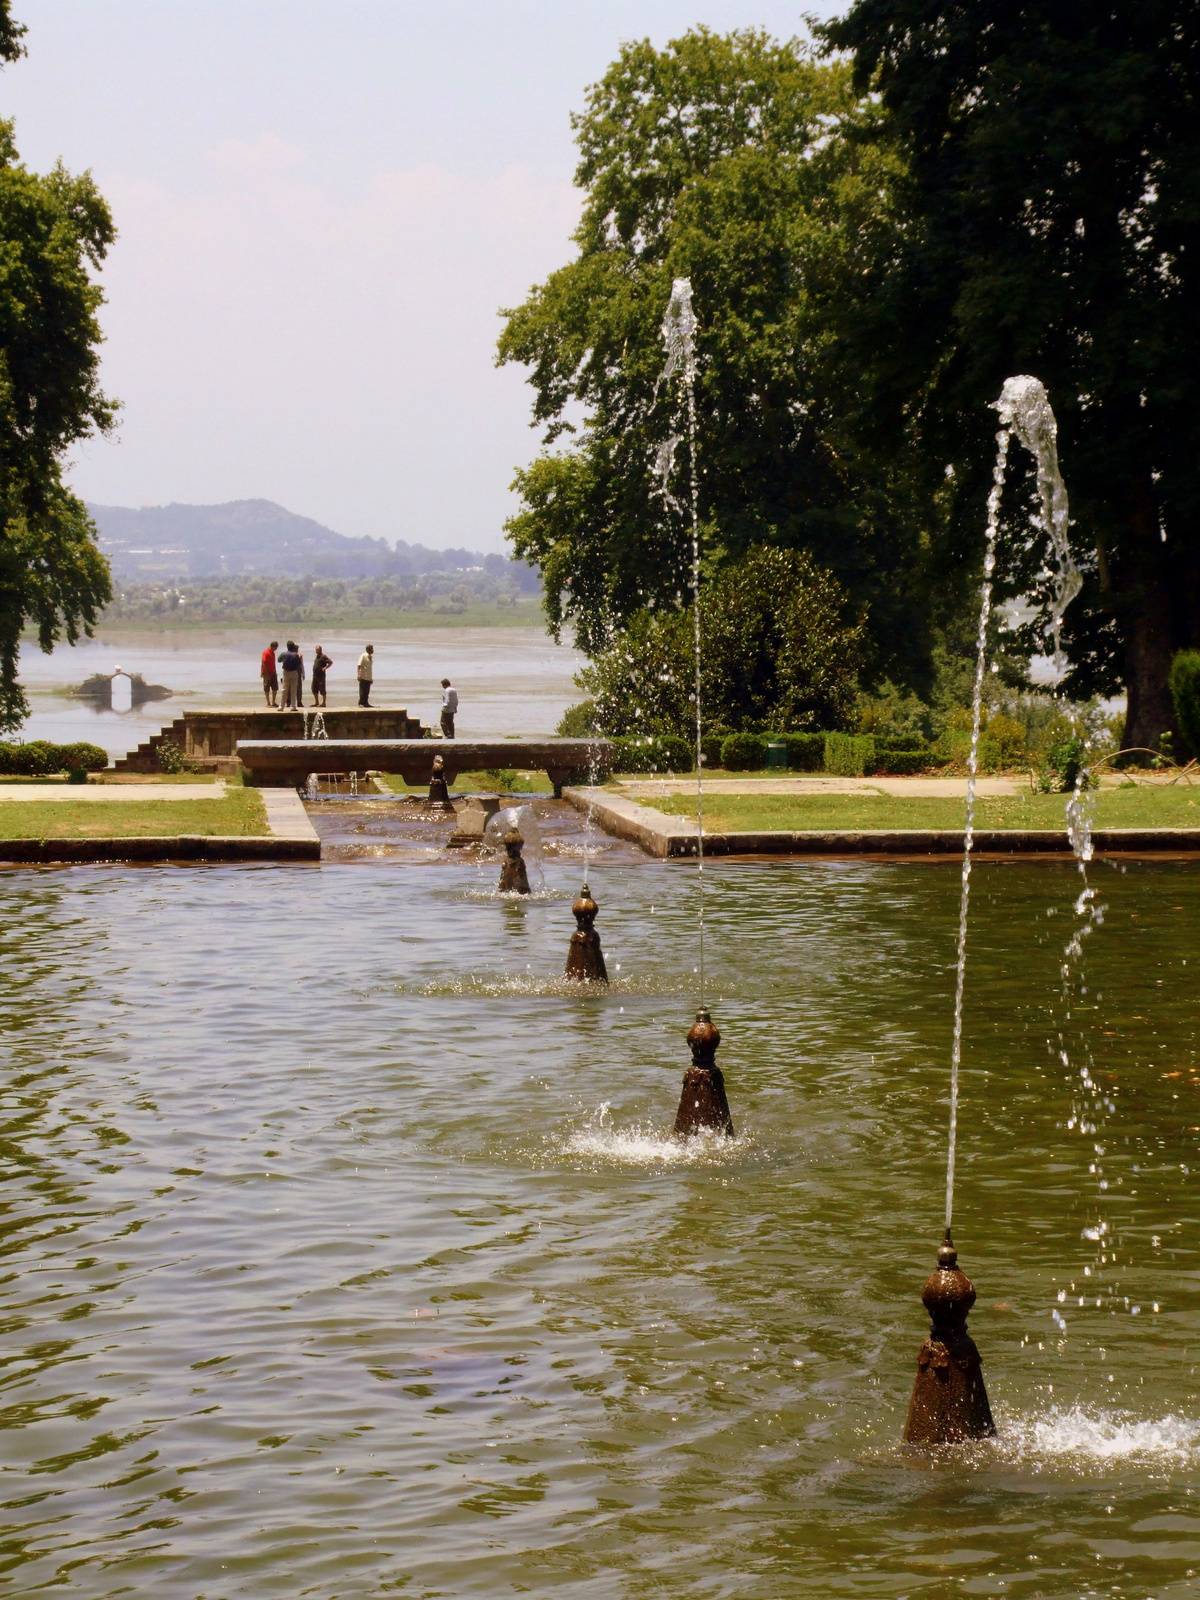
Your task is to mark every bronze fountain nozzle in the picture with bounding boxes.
[564,882,607,981]
[903,1231,996,1446]
[673,1005,734,1138]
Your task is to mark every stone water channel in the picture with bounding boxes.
[1,799,1199,1596]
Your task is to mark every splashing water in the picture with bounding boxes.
[945,377,1081,1236]
[556,1103,748,1168]
[995,1406,1200,1468]
[996,375,1081,672]
[483,804,547,893]
[655,277,706,1002]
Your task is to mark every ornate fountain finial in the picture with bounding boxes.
[498,828,531,895]
[903,1234,996,1446]
[564,883,607,981]
[673,1005,734,1138]
[427,752,453,811]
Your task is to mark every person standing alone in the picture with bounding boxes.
[311,645,332,707]
[357,644,374,707]
[261,640,279,706]
[278,640,305,709]
[440,677,458,738]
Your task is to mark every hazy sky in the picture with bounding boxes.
[5,1,843,551]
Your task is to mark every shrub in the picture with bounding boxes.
[11,741,59,776]
[578,548,863,738]
[156,739,188,774]
[1169,650,1200,759]
[984,712,1026,764]
[872,749,933,775]
[721,732,767,770]
[59,742,108,773]
[1037,736,1093,793]
[66,765,88,784]
[825,732,875,776]
[783,731,826,771]
[556,699,601,738]
[610,733,694,774]
[700,734,724,768]
[875,734,926,753]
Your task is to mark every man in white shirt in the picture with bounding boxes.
[357,644,374,707]
[440,677,458,738]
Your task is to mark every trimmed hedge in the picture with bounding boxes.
[700,734,725,769]
[610,733,694,774]
[1170,650,1200,760]
[871,749,931,776]
[721,732,768,770]
[782,731,825,771]
[0,740,109,776]
[875,735,927,753]
[825,732,875,776]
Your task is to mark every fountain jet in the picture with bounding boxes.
[498,829,531,895]
[564,885,607,981]
[674,1007,733,1138]
[903,1235,996,1446]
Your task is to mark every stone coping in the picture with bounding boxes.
[563,786,1200,859]
[0,836,319,864]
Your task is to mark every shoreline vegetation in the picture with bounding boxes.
[70,575,546,634]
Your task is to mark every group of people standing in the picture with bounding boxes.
[260,641,375,708]
[258,642,459,733]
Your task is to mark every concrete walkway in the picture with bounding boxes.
[261,788,321,845]
[0,782,226,802]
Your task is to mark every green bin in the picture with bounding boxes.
[766,740,789,770]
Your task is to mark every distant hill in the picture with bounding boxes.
[87,499,536,587]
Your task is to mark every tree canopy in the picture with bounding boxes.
[578,546,863,737]
[0,9,115,729]
[820,0,1200,749]
[498,28,940,690]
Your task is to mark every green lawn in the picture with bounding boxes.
[0,788,268,839]
[381,769,554,796]
[642,787,1200,833]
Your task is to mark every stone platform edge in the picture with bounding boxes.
[0,835,319,865]
[561,787,1200,859]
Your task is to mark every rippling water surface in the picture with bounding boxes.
[1,843,1198,1597]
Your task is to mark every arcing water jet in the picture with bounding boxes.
[657,278,732,1138]
[914,374,1079,1444]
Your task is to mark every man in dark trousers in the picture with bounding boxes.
[278,641,305,708]
[440,677,458,738]
[357,644,374,707]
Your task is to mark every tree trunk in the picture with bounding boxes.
[1122,484,1180,754]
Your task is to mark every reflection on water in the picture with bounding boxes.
[0,853,1197,1595]
[17,625,582,757]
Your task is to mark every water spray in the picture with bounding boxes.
[910,375,1079,1445]
[656,277,730,1137]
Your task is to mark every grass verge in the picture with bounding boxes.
[642,788,1200,832]
[380,769,554,796]
[0,788,268,840]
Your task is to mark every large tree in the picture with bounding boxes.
[821,0,1200,749]
[498,28,943,690]
[0,3,115,730]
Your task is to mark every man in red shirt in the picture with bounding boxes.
[261,640,279,706]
